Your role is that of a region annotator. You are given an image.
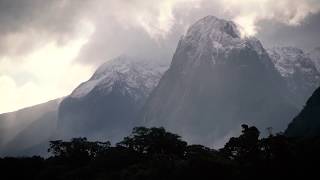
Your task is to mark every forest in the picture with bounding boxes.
[1,125,319,180]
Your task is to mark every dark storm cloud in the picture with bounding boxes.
[75,0,224,66]
[1,0,319,64]
[257,12,320,50]
[75,0,320,66]
[0,0,95,56]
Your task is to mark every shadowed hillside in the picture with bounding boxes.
[286,86,320,137]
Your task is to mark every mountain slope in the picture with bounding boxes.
[138,16,298,146]
[58,56,168,142]
[285,86,320,137]
[0,99,60,156]
[268,47,320,107]
[308,47,320,72]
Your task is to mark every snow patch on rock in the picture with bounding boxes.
[70,55,168,99]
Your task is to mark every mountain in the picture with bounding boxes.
[308,47,320,72]
[138,16,298,146]
[285,86,320,137]
[57,56,168,143]
[268,47,320,107]
[0,99,60,156]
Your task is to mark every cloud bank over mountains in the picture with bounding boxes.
[1,0,320,113]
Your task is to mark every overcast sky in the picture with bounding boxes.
[0,0,320,113]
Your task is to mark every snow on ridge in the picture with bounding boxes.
[268,46,320,106]
[308,47,320,72]
[183,16,242,50]
[185,16,241,41]
[180,15,267,66]
[70,55,168,98]
[268,47,319,78]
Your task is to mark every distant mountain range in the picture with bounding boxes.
[1,16,320,156]
[268,47,320,107]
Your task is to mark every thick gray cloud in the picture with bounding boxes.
[1,0,319,63]
[257,12,320,50]
[0,0,96,56]
[75,0,320,66]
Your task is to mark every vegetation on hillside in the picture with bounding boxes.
[1,125,319,180]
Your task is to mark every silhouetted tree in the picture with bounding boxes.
[117,127,187,157]
[48,137,110,160]
[221,124,260,162]
[2,125,320,180]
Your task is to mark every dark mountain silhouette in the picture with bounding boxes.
[285,86,320,137]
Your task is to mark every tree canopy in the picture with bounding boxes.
[1,125,319,180]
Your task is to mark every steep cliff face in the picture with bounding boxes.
[139,16,298,145]
[308,47,320,72]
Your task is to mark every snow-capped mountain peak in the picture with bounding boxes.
[70,55,168,98]
[177,15,267,68]
[139,16,298,146]
[58,55,169,142]
[184,16,241,44]
[182,16,243,53]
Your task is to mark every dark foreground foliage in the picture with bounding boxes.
[1,125,320,180]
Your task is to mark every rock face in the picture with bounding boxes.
[308,47,320,72]
[58,56,168,143]
[285,86,320,137]
[138,16,298,146]
[268,47,320,107]
[0,99,60,156]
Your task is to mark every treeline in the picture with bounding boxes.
[1,125,320,180]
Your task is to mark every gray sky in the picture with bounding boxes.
[257,12,320,50]
[1,0,320,113]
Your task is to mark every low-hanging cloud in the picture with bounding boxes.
[76,0,320,65]
[84,0,320,39]
[1,0,319,58]
[220,0,320,36]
